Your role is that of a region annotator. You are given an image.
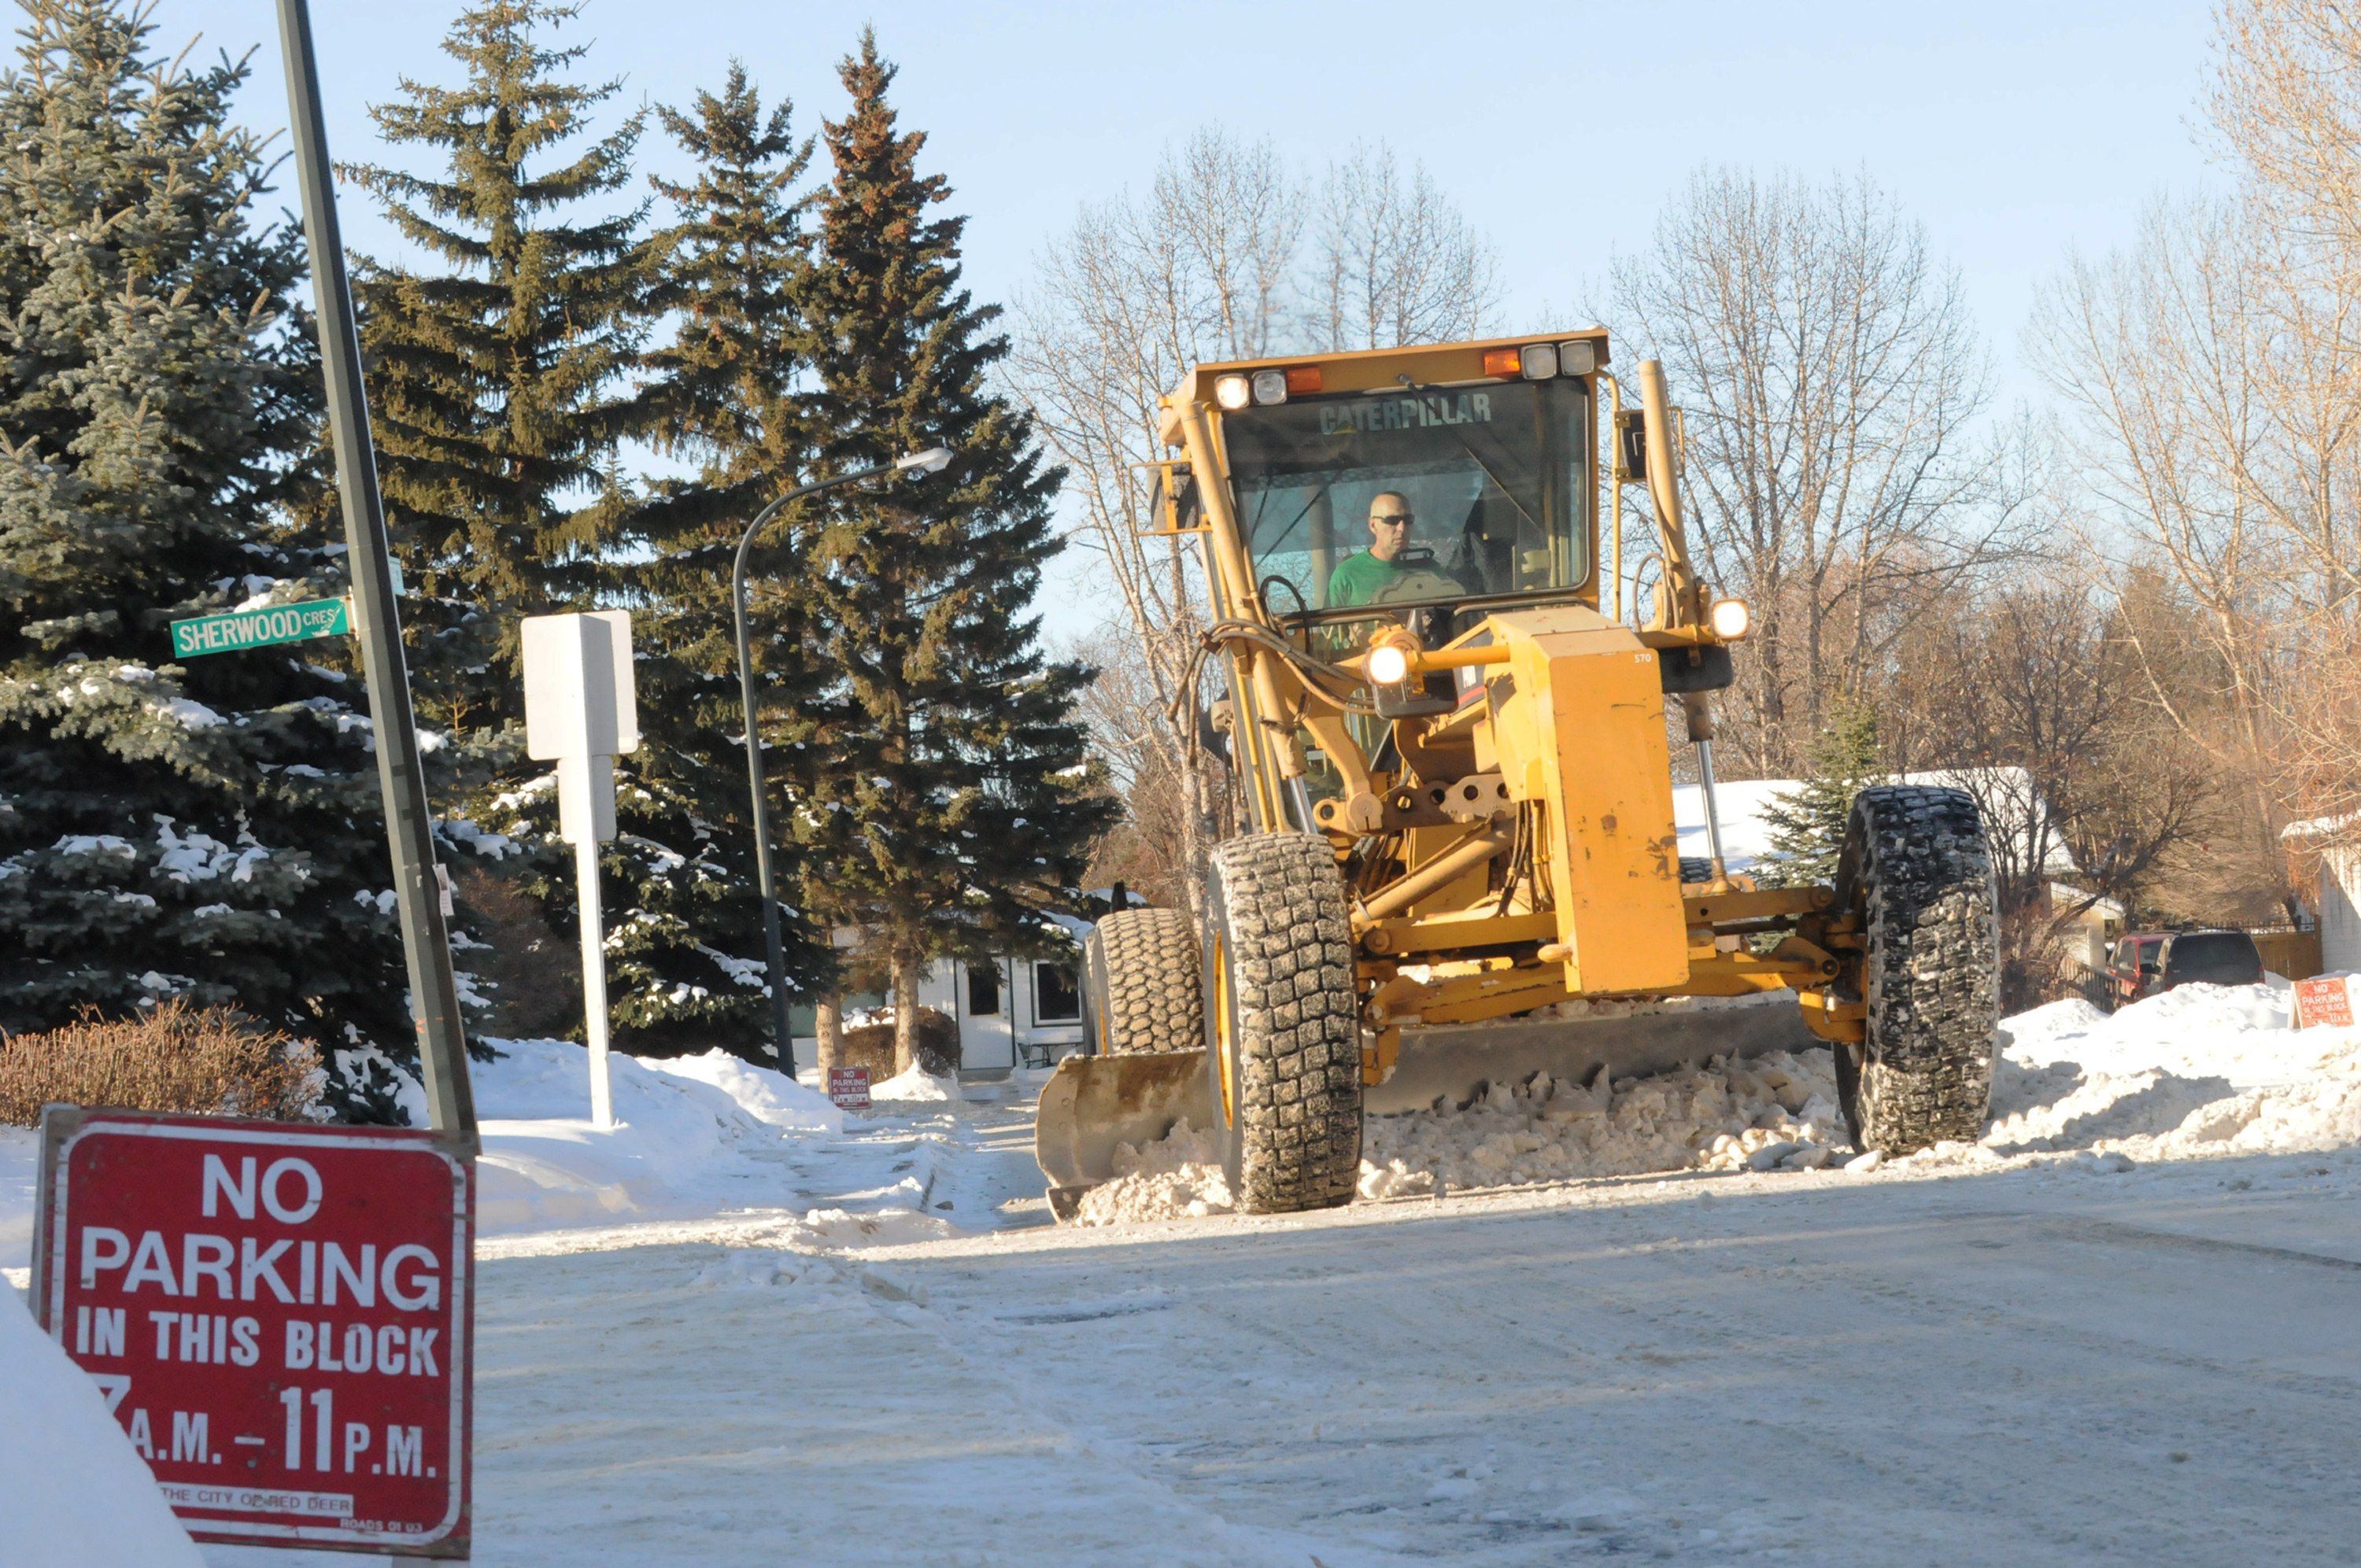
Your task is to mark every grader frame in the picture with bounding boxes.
[1039,329,1997,1217]
[1166,334,1861,1064]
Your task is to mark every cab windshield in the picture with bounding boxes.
[1220,378,1591,626]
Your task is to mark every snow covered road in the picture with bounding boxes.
[200,1140,2361,1566]
[9,994,2361,1565]
[818,1158,2361,1566]
[892,1161,2361,1558]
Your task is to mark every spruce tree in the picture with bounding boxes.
[795,31,1114,1072]
[0,1,415,1116]
[1757,694,1883,887]
[342,0,646,740]
[593,65,827,1056]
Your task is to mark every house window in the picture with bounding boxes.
[1034,962,1081,1023]
[966,963,1001,1016]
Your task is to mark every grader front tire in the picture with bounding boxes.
[1084,908,1203,1056]
[1831,784,1999,1156]
[1202,833,1363,1214]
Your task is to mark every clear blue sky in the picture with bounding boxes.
[153,0,2221,637]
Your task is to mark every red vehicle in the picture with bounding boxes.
[2104,929,2264,1010]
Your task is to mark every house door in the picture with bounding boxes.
[959,959,1015,1071]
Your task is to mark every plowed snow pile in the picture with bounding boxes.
[1071,981,2361,1225]
[1074,1121,1234,1224]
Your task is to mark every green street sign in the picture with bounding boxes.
[169,596,352,659]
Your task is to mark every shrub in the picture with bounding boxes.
[837,1006,961,1078]
[0,1001,323,1127]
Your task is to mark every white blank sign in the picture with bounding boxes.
[522,611,638,762]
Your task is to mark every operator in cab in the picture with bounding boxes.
[1328,492,1456,607]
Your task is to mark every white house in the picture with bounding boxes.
[2282,816,2360,972]
[1674,767,2077,880]
[2049,885,2126,971]
[788,916,1092,1074]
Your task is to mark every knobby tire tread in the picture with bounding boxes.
[1206,833,1363,1213]
[1832,784,1998,1155]
[1091,908,1202,1056]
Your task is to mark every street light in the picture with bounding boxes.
[733,448,953,1074]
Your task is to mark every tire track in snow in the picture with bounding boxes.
[872,1165,2361,1566]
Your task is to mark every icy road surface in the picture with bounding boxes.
[192,1116,2361,1564]
[0,995,2349,1566]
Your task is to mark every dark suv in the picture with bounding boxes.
[2104,929,2264,1009]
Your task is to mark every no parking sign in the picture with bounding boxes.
[31,1108,473,1555]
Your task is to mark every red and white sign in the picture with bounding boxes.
[2295,975,2355,1029]
[828,1066,871,1110]
[31,1109,472,1556]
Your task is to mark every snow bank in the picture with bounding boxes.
[2,1288,203,1566]
[0,1041,980,1267]
[637,1048,844,1133]
[1977,983,2361,1164]
[1,1127,36,1271]
[796,1206,964,1245]
[474,1039,839,1233]
[1078,981,2361,1224]
[1998,983,2303,1086]
[870,1065,963,1102]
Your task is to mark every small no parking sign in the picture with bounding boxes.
[31,1107,473,1555]
[2293,975,2354,1029]
[829,1067,872,1109]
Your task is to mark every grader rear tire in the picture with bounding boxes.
[1202,833,1363,1213]
[1831,784,1999,1156]
[1084,908,1203,1056]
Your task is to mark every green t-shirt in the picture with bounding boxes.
[1327,550,1407,608]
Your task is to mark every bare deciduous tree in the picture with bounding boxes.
[1064,618,1206,909]
[1901,581,2219,1002]
[1012,129,1501,906]
[1609,168,2016,775]
[1313,142,1500,351]
[1009,131,1292,911]
[2192,4,2361,850]
[2026,187,2361,898]
[2212,1,2361,290]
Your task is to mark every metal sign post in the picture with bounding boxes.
[275,0,476,1149]
[521,612,638,1128]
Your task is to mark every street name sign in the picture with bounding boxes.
[170,598,352,659]
[31,1108,473,1556]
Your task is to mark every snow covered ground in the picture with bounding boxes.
[7,990,2361,1564]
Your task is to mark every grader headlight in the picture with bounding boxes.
[1709,597,1751,641]
[1214,373,1252,411]
[1365,643,1411,687]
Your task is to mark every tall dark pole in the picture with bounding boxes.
[277,0,477,1149]
[731,463,903,1073]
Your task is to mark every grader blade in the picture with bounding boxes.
[1035,1004,1822,1219]
[1368,1003,1820,1116]
[1036,1051,1212,1221]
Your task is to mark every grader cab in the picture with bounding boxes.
[1038,331,1998,1219]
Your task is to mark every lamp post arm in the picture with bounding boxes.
[729,458,904,1071]
[730,461,901,590]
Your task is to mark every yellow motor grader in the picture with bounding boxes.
[1039,330,1997,1218]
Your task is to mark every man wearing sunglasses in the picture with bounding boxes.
[1327,492,1424,608]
